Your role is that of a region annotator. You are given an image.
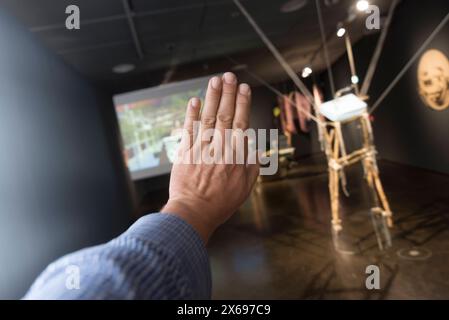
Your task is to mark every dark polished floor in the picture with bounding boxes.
[208,156,449,299]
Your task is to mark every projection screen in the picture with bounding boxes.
[113,75,211,180]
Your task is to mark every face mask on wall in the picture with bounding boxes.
[417,49,449,111]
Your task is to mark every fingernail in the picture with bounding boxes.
[239,83,250,95]
[211,76,221,89]
[190,97,200,108]
[223,72,236,84]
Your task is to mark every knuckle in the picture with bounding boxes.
[217,113,233,126]
[185,127,194,136]
[237,94,250,104]
[222,85,237,95]
[186,113,196,121]
[202,116,216,127]
[233,121,247,129]
[207,86,221,97]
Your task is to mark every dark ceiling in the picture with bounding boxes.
[0,0,393,92]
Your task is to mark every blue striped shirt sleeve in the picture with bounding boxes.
[23,213,211,300]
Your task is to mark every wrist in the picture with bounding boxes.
[161,198,216,244]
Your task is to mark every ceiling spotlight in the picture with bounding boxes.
[112,63,135,74]
[356,0,369,12]
[336,23,346,37]
[302,66,312,78]
[351,75,360,84]
[280,0,308,13]
[337,27,346,37]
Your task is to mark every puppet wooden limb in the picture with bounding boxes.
[329,167,341,232]
[323,113,393,237]
[373,172,393,227]
[328,128,342,232]
[364,157,381,208]
[360,114,393,227]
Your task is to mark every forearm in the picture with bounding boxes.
[24,213,211,300]
[162,199,218,244]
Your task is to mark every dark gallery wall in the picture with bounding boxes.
[0,10,133,298]
[328,0,449,174]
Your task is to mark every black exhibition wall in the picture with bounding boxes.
[0,9,133,298]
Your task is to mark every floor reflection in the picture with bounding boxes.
[208,156,449,299]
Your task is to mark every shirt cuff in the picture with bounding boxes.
[119,213,211,299]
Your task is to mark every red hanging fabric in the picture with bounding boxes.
[278,96,288,135]
[294,92,311,132]
[282,94,297,134]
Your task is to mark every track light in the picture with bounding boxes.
[351,75,359,84]
[356,0,369,12]
[337,27,346,37]
[336,23,346,37]
[302,66,312,78]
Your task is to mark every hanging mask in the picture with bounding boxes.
[417,49,449,111]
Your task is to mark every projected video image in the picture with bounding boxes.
[115,88,205,175]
